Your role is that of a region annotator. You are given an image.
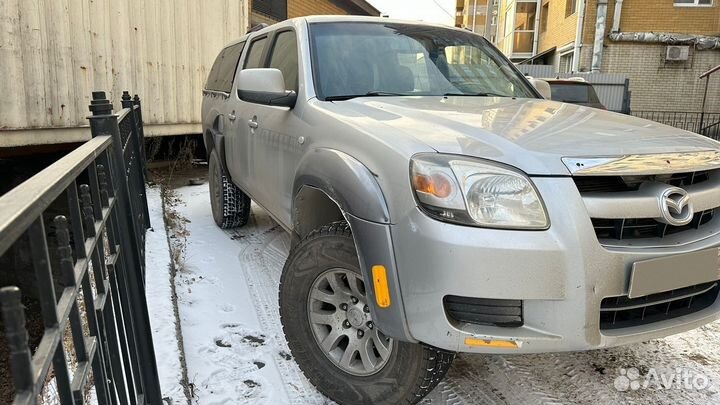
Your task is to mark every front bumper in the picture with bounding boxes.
[391,177,720,354]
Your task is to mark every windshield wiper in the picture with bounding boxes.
[325,91,407,101]
[442,91,511,97]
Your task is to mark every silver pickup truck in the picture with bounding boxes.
[201,16,720,405]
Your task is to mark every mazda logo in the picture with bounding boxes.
[658,187,693,226]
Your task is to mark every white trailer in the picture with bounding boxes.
[0,0,249,148]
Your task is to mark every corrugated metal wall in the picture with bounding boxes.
[0,0,248,146]
[557,72,630,114]
[516,65,630,113]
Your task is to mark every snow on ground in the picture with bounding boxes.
[156,182,720,405]
[146,187,188,404]
[165,185,328,405]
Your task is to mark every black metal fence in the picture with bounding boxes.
[631,111,720,140]
[0,91,161,404]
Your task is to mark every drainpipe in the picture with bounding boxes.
[533,0,542,55]
[611,0,623,33]
[571,0,586,72]
[591,0,608,72]
[472,0,478,32]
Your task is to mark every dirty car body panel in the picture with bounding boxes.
[202,16,720,354]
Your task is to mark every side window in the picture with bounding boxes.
[269,31,299,91]
[244,37,268,69]
[205,42,245,93]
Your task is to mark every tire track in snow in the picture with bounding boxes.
[230,206,330,405]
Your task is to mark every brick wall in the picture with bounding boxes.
[610,0,720,35]
[538,0,580,53]
[581,0,720,47]
[288,0,358,18]
[599,42,720,112]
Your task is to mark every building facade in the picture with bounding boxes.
[456,0,500,41]
[495,0,720,112]
[250,0,379,27]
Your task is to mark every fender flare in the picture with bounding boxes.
[204,128,230,176]
[292,148,390,224]
[292,148,415,342]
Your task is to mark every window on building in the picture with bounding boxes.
[514,2,536,30]
[674,0,713,5]
[244,37,268,69]
[565,0,578,16]
[205,42,245,93]
[513,1,536,53]
[559,51,574,73]
[491,15,497,25]
[540,3,549,33]
[269,31,299,91]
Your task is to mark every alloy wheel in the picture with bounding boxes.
[307,268,393,376]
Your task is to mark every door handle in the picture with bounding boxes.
[248,119,258,129]
[228,113,236,122]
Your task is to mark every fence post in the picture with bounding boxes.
[699,75,709,134]
[622,78,631,114]
[123,91,151,230]
[88,91,163,405]
[0,287,34,402]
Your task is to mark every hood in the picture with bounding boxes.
[322,96,719,175]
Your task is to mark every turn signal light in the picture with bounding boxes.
[372,265,391,308]
[413,173,453,198]
[464,337,519,349]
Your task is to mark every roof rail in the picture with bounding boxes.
[249,23,268,33]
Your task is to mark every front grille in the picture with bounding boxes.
[574,170,711,193]
[592,209,715,240]
[576,169,717,242]
[443,295,523,327]
[600,282,719,330]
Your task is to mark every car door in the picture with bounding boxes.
[228,35,269,194]
[237,28,303,227]
[208,41,245,183]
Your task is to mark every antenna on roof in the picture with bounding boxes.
[249,23,268,33]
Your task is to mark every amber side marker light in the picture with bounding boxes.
[372,265,391,308]
[464,337,519,349]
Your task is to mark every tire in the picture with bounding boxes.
[208,150,251,229]
[279,221,455,405]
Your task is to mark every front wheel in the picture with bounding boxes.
[279,221,455,405]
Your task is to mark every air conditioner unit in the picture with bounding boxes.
[665,45,689,61]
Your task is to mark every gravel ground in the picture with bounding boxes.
[158,183,720,405]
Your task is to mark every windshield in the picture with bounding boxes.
[549,83,602,104]
[308,22,537,101]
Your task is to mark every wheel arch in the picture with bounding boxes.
[291,149,414,342]
[292,148,390,234]
[204,123,229,175]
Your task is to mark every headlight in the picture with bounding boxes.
[411,154,549,229]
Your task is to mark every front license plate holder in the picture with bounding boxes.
[628,248,720,299]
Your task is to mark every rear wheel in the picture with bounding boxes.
[208,150,250,229]
[279,221,455,404]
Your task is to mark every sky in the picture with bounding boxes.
[366,0,456,26]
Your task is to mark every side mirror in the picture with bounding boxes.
[527,78,552,100]
[237,68,297,108]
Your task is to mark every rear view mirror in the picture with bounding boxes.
[527,78,552,100]
[237,68,297,108]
